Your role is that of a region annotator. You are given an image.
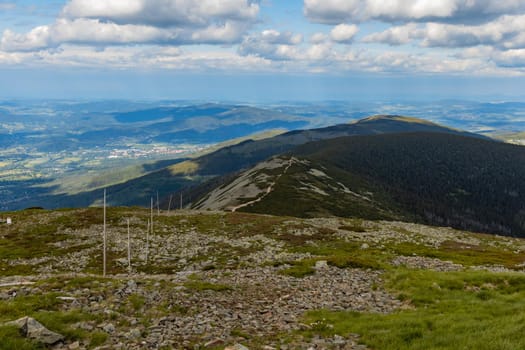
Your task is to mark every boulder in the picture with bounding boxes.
[314,260,328,269]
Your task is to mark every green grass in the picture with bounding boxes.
[391,241,525,269]
[184,275,232,292]
[128,293,146,312]
[89,331,108,348]
[0,278,109,347]
[0,325,44,350]
[0,294,62,321]
[32,310,93,340]
[303,269,525,350]
[292,240,389,270]
[279,261,316,278]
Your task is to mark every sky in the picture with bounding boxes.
[1,0,525,101]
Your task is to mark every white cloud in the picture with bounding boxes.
[1,19,177,51]
[238,30,303,60]
[362,15,525,50]
[305,43,336,60]
[2,26,51,52]
[190,21,250,44]
[1,0,259,51]
[363,23,421,46]
[491,49,525,68]
[330,24,358,44]
[62,0,259,27]
[2,0,525,77]
[310,32,327,44]
[1,18,253,52]
[304,0,525,24]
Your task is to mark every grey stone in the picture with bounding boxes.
[68,341,80,349]
[127,280,138,291]
[225,344,249,350]
[204,338,224,347]
[127,328,142,339]
[102,323,115,334]
[315,260,328,269]
[6,316,64,345]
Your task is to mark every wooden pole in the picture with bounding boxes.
[180,192,183,210]
[127,218,131,274]
[103,189,106,277]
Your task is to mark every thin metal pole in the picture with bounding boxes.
[103,189,106,277]
[157,191,160,216]
[180,192,182,210]
[127,218,131,274]
[150,197,154,237]
[168,195,173,213]
[146,219,149,264]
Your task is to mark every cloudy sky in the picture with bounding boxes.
[1,0,525,101]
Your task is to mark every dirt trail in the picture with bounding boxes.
[231,157,294,212]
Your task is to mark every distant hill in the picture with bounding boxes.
[195,131,525,236]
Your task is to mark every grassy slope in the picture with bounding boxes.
[304,269,525,350]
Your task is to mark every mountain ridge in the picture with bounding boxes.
[193,131,525,236]
[17,115,489,210]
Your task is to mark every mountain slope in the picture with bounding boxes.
[195,132,525,236]
[23,115,488,209]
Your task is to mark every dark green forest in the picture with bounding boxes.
[290,132,525,236]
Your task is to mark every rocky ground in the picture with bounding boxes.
[2,209,525,349]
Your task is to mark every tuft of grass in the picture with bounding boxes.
[128,294,145,312]
[0,325,43,350]
[230,328,251,339]
[279,264,315,278]
[89,331,108,348]
[0,294,62,322]
[326,255,383,270]
[184,275,232,292]
[184,280,232,292]
[291,240,389,270]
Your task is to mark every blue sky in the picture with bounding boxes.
[1,0,525,101]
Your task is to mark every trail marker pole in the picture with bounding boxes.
[150,197,154,236]
[157,191,160,216]
[168,195,173,213]
[103,189,107,277]
[146,219,149,264]
[127,218,131,274]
